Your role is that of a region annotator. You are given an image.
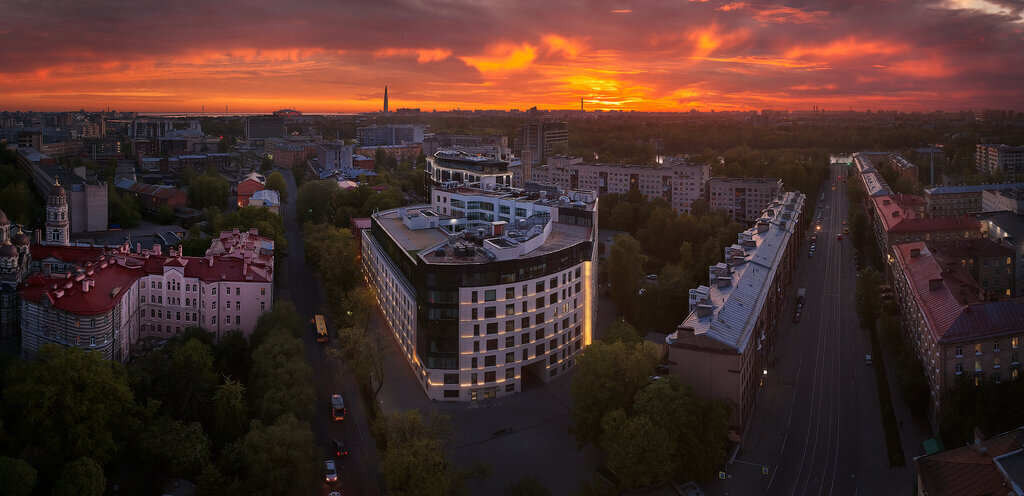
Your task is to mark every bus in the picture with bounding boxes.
[314,314,328,343]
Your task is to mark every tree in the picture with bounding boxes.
[506,476,553,496]
[604,318,641,344]
[251,301,303,345]
[375,410,488,496]
[0,182,42,226]
[212,379,249,445]
[4,345,134,465]
[633,378,730,481]
[303,223,361,303]
[0,456,37,496]
[167,338,219,421]
[855,268,884,330]
[607,234,644,311]
[600,409,675,488]
[249,327,315,422]
[52,457,105,496]
[296,180,339,224]
[189,173,230,210]
[108,184,141,228]
[569,341,658,447]
[241,414,317,496]
[213,330,252,383]
[265,171,287,202]
[141,417,211,479]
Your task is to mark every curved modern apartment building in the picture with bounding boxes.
[361,180,597,401]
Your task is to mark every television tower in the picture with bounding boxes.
[383,86,389,113]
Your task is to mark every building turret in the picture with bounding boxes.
[45,178,69,246]
[0,209,9,244]
[0,240,17,273]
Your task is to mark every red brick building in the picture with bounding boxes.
[236,172,265,207]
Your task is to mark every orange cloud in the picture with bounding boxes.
[611,9,632,13]
[459,42,537,75]
[543,34,588,58]
[784,37,908,59]
[689,25,750,58]
[374,47,452,63]
[718,2,747,12]
[752,5,830,24]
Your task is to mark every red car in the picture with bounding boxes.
[837,234,843,240]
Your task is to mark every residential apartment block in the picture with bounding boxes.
[976,144,1024,175]
[706,177,785,223]
[527,156,711,215]
[361,185,597,401]
[422,134,510,161]
[981,188,1024,214]
[978,211,1024,297]
[357,124,425,146]
[19,228,275,362]
[665,192,805,438]
[890,243,1024,416]
[870,194,983,263]
[515,120,568,166]
[924,183,1024,217]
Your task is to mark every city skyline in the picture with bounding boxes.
[2,1,1024,113]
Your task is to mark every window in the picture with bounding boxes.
[522,301,528,313]
[575,267,581,278]
[505,320,515,332]
[484,290,496,302]
[536,343,546,355]
[474,324,480,336]
[1014,353,1019,365]
[261,288,266,296]
[955,347,963,358]
[505,304,515,316]
[487,323,498,334]
[261,301,265,310]
[444,373,459,385]
[995,341,1001,352]
[472,373,478,385]
[212,316,217,325]
[975,360,983,373]
[235,302,240,311]
[995,373,1002,384]
[506,287,515,299]
[506,368,515,380]
[485,355,496,367]
[486,339,498,351]
[235,315,240,325]
[484,371,496,383]
[535,312,545,325]
[536,281,545,293]
[521,317,530,329]
[472,308,478,320]
[1015,337,1020,349]
[976,343,983,355]
[176,312,181,320]
[536,328,545,340]
[444,389,460,398]
[536,297,545,309]
[471,357,478,368]
[472,291,478,303]
[549,294,557,305]
[995,357,1002,369]
[226,287,231,295]
[505,336,515,348]
[955,363,963,375]
[473,341,480,352]
[485,306,496,318]
[505,352,514,363]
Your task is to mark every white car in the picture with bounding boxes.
[324,460,338,483]
[865,354,873,365]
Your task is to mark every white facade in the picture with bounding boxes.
[362,187,597,401]
[977,144,1024,175]
[529,157,711,214]
[706,177,785,223]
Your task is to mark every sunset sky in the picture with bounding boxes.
[2,0,1023,113]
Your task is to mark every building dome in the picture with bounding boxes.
[0,209,8,226]
[12,229,30,246]
[0,241,17,259]
[49,178,66,198]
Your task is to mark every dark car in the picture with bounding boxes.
[333,439,348,457]
[792,312,801,323]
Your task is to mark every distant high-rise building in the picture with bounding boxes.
[384,86,389,113]
[356,124,424,146]
[515,120,568,166]
[976,144,1024,175]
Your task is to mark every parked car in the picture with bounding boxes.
[646,274,658,281]
[865,354,873,365]
[324,460,338,483]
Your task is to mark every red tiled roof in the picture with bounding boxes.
[20,263,145,315]
[872,195,980,234]
[30,244,108,265]
[916,428,1024,496]
[894,242,1024,344]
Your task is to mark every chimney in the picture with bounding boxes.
[81,279,90,292]
[696,304,714,318]
[928,278,944,290]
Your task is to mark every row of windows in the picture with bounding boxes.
[141,280,266,297]
[471,271,582,303]
[955,338,1020,357]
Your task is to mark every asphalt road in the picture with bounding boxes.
[277,170,382,496]
[713,164,917,496]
